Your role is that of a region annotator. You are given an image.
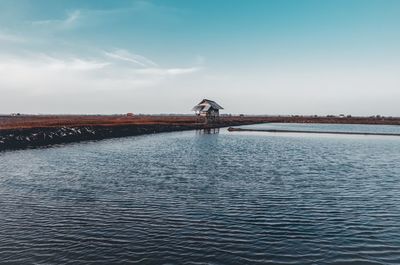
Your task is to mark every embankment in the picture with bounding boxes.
[0,124,198,150]
[0,117,258,151]
[1,115,400,151]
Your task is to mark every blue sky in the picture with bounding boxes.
[0,0,399,115]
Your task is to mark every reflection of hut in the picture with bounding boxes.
[192,99,223,123]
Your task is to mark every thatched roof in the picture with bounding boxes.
[192,99,224,112]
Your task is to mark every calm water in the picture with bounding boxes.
[1,123,400,265]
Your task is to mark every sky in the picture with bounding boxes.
[0,0,399,115]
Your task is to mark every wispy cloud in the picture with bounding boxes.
[31,10,81,30]
[104,49,158,67]
[38,55,110,71]
[135,67,200,75]
[0,49,201,94]
[28,0,182,32]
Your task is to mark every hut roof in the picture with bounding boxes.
[192,99,224,112]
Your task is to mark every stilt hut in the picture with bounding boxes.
[192,99,223,123]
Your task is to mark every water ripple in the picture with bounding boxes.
[1,125,400,264]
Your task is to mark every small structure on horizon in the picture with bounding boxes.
[192,99,223,123]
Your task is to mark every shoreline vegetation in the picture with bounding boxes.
[1,114,400,151]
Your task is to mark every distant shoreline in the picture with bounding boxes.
[1,115,400,151]
[228,127,400,137]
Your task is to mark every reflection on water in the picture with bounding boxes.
[196,128,220,135]
[0,124,400,264]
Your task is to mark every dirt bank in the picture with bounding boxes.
[0,116,259,151]
[1,115,399,151]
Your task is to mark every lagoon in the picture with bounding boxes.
[1,124,400,264]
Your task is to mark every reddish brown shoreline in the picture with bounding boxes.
[1,115,399,151]
[1,115,400,131]
[0,115,263,151]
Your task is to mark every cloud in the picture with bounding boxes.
[0,50,201,95]
[42,56,110,71]
[104,49,158,67]
[31,10,81,30]
[135,67,200,75]
[27,1,182,32]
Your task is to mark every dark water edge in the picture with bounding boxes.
[0,123,246,151]
[0,124,196,151]
[1,125,400,264]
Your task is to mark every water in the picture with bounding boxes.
[1,123,400,264]
[241,122,400,134]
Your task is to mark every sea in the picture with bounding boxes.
[1,123,400,264]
